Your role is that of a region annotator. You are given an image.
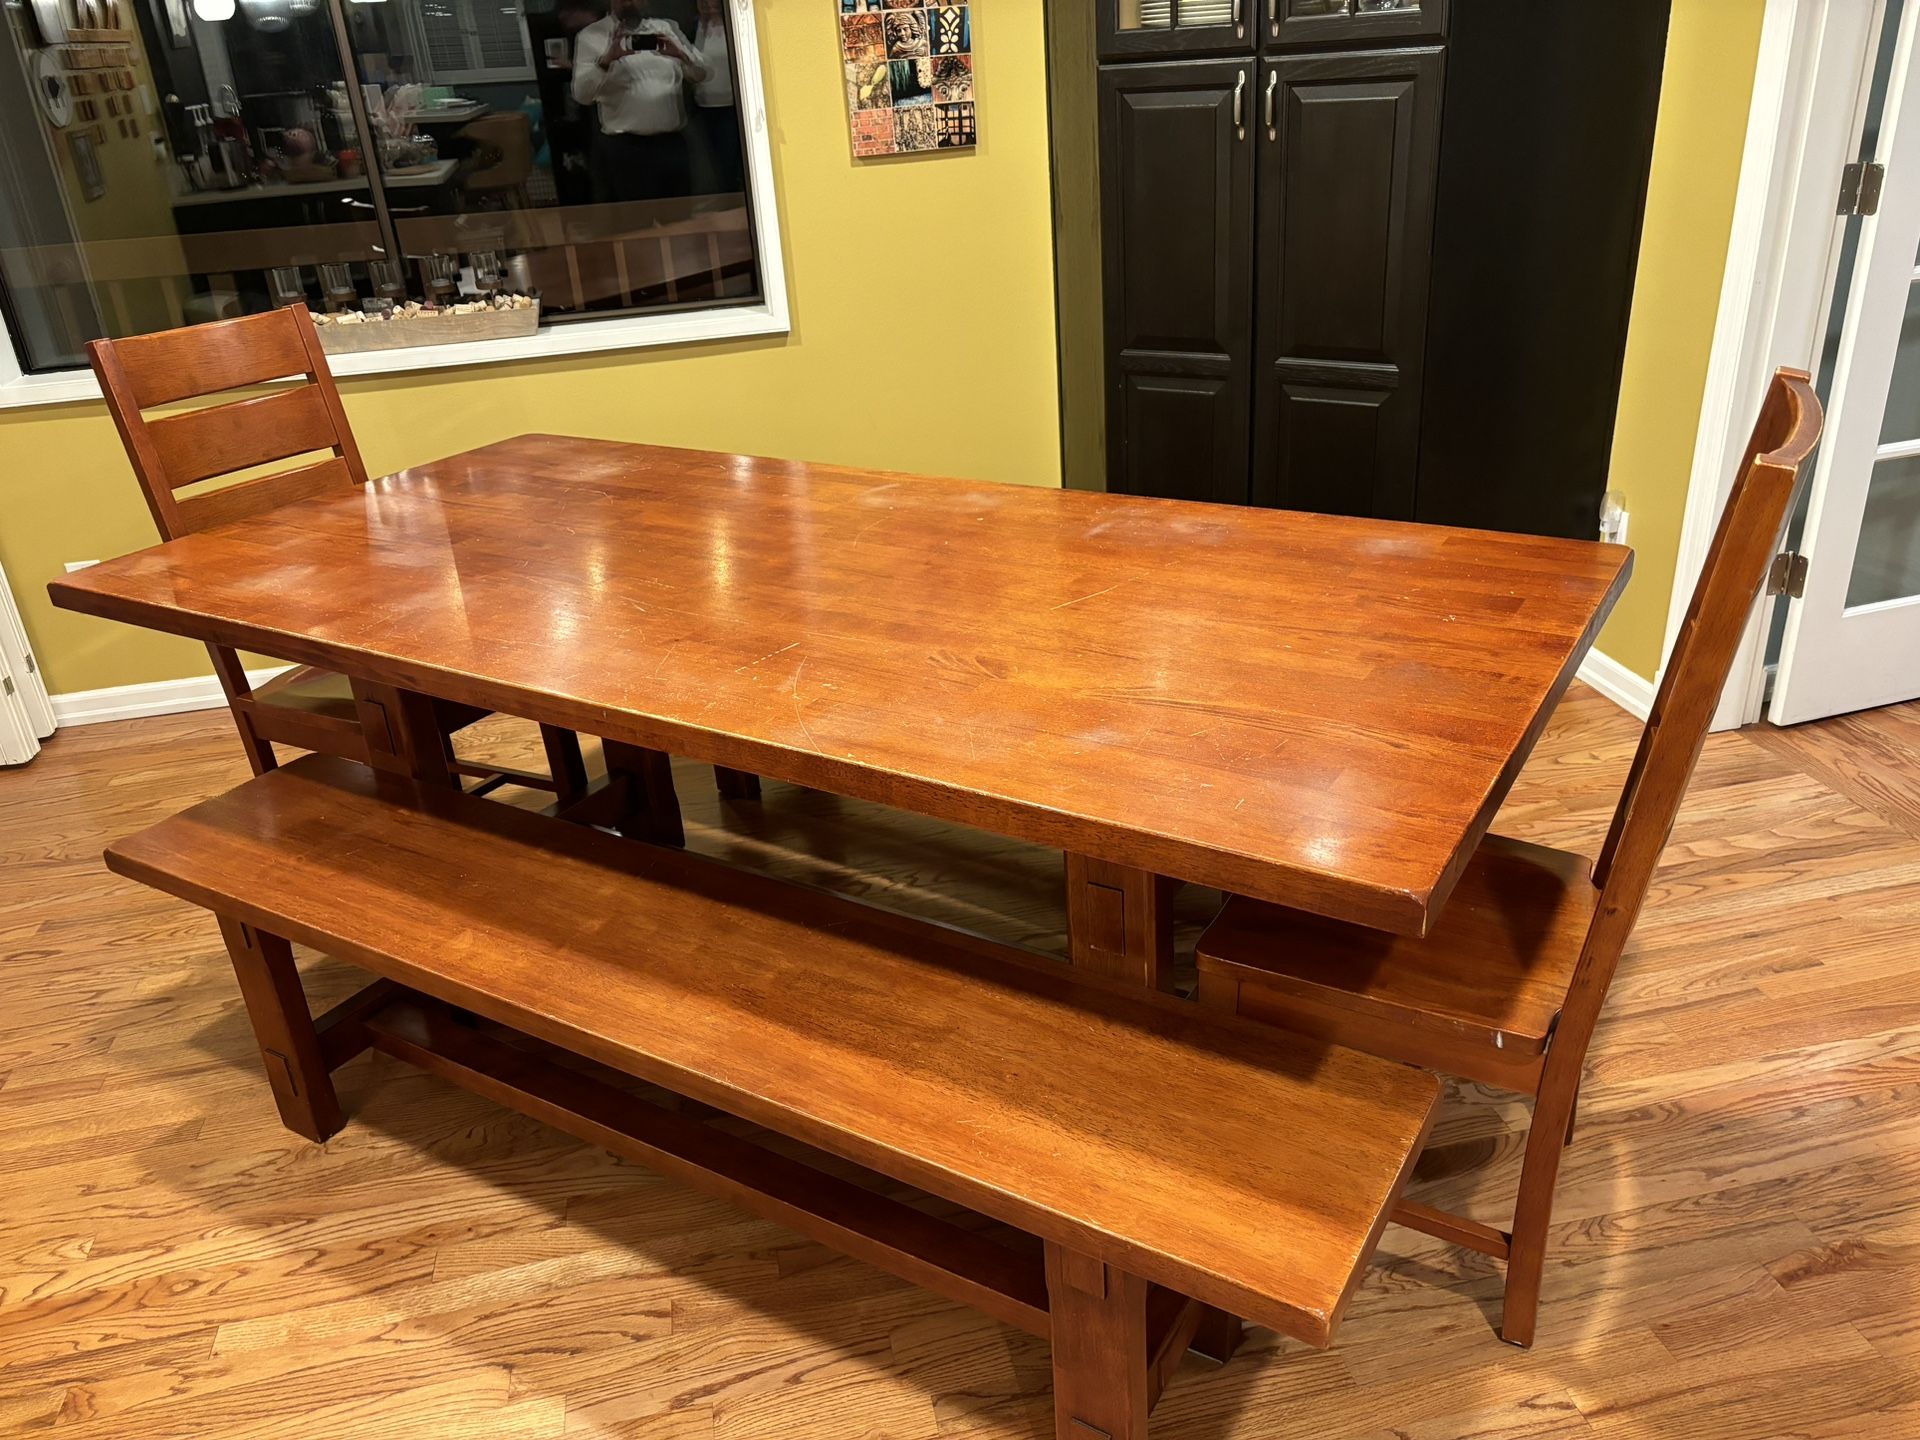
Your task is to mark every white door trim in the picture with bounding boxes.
[1660,0,1882,731]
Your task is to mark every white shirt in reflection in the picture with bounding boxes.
[694,16,732,108]
[571,16,704,136]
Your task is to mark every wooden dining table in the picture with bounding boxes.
[50,436,1632,989]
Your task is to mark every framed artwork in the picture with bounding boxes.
[839,1,975,158]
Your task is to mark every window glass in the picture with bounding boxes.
[345,0,760,320]
[0,0,762,375]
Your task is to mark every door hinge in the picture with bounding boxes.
[1839,161,1886,216]
[1768,551,1809,598]
[22,652,35,674]
[1,675,13,698]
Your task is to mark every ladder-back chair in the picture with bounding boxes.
[88,305,589,801]
[1195,368,1824,1347]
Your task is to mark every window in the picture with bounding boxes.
[412,0,538,86]
[0,0,783,397]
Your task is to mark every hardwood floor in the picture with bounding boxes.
[2,684,1916,1438]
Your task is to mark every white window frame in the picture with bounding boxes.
[0,0,786,410]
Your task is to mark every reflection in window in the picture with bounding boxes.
[0,0,763,376]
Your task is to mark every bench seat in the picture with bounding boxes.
[106,754,1438,1411]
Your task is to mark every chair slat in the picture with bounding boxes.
[148,385,340,489]
[108,309,314,408]
[174,456,356,534]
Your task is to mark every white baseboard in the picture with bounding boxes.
[50,666,290,727]
[1577,649,1656,722]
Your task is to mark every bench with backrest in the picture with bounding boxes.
[107,754,1440,1437]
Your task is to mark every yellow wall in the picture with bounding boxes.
[1599,0,1768,678]
[0,0,1060,695]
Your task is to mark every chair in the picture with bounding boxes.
[457,111,535,211]
[1194,368,1824,1348]
[88,305,589,802]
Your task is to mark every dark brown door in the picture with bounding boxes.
[1099,59,1256,505]
[1250,46,1442,518]
[1098,1,1256,62]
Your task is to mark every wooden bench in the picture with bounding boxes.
[106,755,1440,1437]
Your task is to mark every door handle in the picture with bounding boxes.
[1233,69,1247,141]
[1265,70,1279,140]
[1233,0,1243,36]
[1270,0,1281,38]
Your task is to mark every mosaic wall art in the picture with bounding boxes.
[840,0,976,158]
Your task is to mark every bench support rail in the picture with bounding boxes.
[359,992,1055,1338]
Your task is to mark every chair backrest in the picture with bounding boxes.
[87,305,367,543]
[460,112,534,191]
[1554,368,1823,1067]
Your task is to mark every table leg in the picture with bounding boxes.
[603,738,686,847]
[714,766,762,801]
[1064,855,1175,991]
[351,680,458,786]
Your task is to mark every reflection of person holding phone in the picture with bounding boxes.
[571,0,710,203]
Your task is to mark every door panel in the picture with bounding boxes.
[1775,0,1920,723]
[1120,374,1246,503]
[1100,59,1256,504]
[1251,46,1443,517]
[1270,383,1393,514]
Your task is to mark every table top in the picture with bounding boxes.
[50,437,1630,933]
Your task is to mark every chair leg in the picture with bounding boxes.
[230,712,278,776]
[215,916,344,1144]
[539,725,590,805]
[1044,1243,1149,1440]
[1502,1082,1578,1349]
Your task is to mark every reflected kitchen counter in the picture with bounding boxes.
[170,160,461,210]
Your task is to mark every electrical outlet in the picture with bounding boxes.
[1598,492,1629,546]
[64,559,100,572]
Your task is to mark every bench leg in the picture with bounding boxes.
[1045,1243,1149,1440]
[216,916,343,1144]
[1064,856,1175,992]
[603,739,686,848]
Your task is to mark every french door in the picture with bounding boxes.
[0,558,55,766]
[1774,0,1920,723]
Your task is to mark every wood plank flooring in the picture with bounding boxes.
[1,685,1915,1438]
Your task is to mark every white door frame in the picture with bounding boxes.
[1661,0,1883,731]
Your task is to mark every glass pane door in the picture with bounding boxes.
[1857,263,1920,605]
